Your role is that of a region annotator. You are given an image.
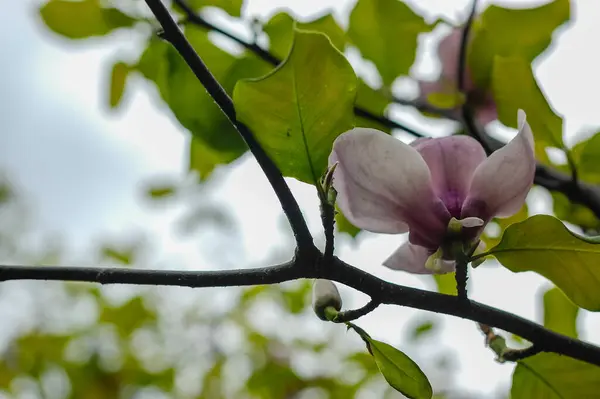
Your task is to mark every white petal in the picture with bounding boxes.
[462,109,535,220]
[383,242,455,274]
[330,128,440,234]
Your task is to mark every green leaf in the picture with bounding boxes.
[552,191,600,231]
[480,214,600,310]
[543,286,579,338]
[233,30,357,185]
[575,132,600,184]
[355,80,392,133]
[335,208,361,238]
[349,323,433,399]
[432,273,457,296]
[187,55,271,180]
[109,62,129,108]
[511,353,600,399]
[348,0,432,86]
[188,139,242,180]
[263,12,347,60]
[100,245,136,265]
[491,55,564,157]
[407,320,436,343]
[481,204,529,248]
[469,0,570,88]
[186,0,243,17]
[40,0,135,39]
[145,184,177,199]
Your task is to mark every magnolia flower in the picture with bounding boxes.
[329,110,535,274]
[419,28,497,126]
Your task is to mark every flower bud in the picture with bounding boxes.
[312,279,342,321]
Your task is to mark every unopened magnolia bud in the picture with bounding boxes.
[312,279,342,321]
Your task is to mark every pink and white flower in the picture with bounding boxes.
[329,110,535,274]
[419,28,497,126]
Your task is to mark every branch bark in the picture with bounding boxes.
[2,260,600,367]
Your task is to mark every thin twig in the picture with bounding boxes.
[479,323,542,362]
[2,261,600,367]
[333,299,380,323]
[456,0,494,155]
[144,0,315,252]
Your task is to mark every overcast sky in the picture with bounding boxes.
[2,0,600,397]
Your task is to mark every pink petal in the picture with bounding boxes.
[437,28,462,84]
[330,128,450,241]
[412,136,487,217]
[461,110,535,220]
[474,95,498,126]
[383,242,455,274]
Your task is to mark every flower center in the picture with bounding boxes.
[441,189,463,218]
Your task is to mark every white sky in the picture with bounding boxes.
[2,0,600,397]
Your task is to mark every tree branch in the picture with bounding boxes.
[2,260,600,367]
[144,0,315,252]
[333,299,380,323]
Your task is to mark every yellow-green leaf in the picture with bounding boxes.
[432,273,457,296]
[543,286,579,338]
[263,12,347,60]
[40,0,135,39]
[186,0,243,17]
[109,62,129,108]
[491,55,564,157]
[480,215,600,311]
[349,323,433,399]
[469,0,570,88]
[348,0,432,86]
[233,30,357,185]
[511,353,600,399]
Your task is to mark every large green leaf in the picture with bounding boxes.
[511,353,600,399]
[469,0,570,88]
[40,0,135,39]
[479,215,600,310]
[263,12,347,60]
[233,30,357,185]
[348,0,432,86]
[349,323,433,399]
[186,0,243,17]
[491,55,564,156]
[543,286,579,338]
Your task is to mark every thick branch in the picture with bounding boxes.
[2,261,600,367]
[144,0,314,252]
